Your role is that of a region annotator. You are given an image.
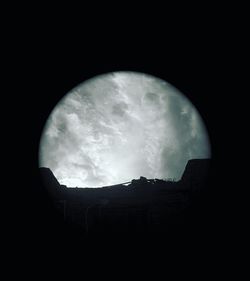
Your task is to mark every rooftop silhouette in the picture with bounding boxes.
[39,159,210,234]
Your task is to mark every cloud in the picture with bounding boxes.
[39,72,211,187]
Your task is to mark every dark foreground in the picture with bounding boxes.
[39,159,211,237]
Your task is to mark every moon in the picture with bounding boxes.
[39,72,211,187]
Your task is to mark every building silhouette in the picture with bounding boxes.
[39,159,210,234]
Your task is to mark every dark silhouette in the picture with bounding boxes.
[39,159,210,235]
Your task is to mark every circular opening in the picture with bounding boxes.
[39,71,211,189]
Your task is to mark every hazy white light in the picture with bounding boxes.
[39,72,211,187]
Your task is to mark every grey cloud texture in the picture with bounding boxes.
[39,72,211,187]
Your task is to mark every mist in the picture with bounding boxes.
[39,72,211,187]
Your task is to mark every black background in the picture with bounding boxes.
[10,7,237,275]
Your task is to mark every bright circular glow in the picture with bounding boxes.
[39,72,211,187]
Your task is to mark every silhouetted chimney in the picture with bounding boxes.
[39,167,61,190]
[181,159,210,190]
